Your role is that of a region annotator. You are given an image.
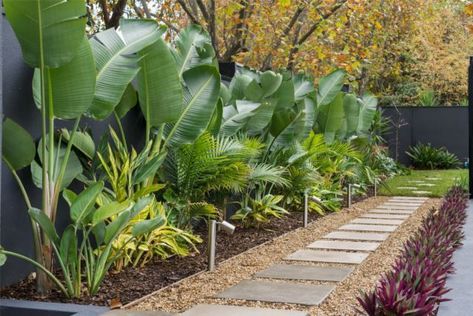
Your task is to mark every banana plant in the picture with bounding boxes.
[3,0,94,293]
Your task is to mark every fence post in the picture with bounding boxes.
[469,57,473,198]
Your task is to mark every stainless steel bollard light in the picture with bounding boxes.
[348,183,361,208]
[304,191,322,228]
[208,220,236,271]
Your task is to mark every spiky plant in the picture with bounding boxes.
[357,186,468,315]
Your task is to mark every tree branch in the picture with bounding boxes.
[208,0,218,57]
[222,0,253,61]
[287,0,347,68]
[261,5,305,70]
[139,0,152,18]
[98,0,110,27]
[177,0,201,25]
[108,0,128,28]
[195,0,211,22]
[297,0,347,46]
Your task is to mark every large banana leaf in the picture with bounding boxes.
[317,69,346,106]
[342,93,359,137]
[357,94,378,135]
[244,71,282,101]
[317,92,345,143]
[165,65,220,147]
[206,98,223,136]
[115,84,137,119]
[294,74,315,101]
[229,74,253,101]
[3,0,86,68]
[173,24,215,77]
[137,38,183,126]
[31,138,83,190]
[273,72,295,111]
[221,100,275,136]
[273,97,315,147]
[273,110,305,147]
[32,38,96,119]
[2,118,35,171]
[89,19,165,119]
[301,96,316,139]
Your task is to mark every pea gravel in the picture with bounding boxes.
[130,197,440,315]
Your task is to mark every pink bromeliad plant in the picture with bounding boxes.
[357,186,468,315]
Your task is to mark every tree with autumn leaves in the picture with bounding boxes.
[88,0,473,104]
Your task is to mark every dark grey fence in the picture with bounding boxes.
[381,106,469,166]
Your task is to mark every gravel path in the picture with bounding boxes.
[131,196,440,315]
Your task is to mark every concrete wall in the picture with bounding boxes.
[382,106,469,166]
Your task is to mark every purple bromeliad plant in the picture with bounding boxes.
[357,186,468,315]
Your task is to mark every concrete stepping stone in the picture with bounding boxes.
[307,240,380,252]
[382,202,420,206]
[388,196,427,203]
[408,180,426,183]
[255,264,353,282]
[324,231,389,241]
[378,205,418,210]
[181,304,309,316]
[285,249,369,264]
[391,196,428,200]
[351,218,404,225]
[417,183,435,187]
[385,203,422,207]
[339,224,396,232]
[216,280,335,306]
[412,190,432,195]
[396,186,418,190]
[425,177,440,181]
[361,213,409,220]
[369,209,414,215]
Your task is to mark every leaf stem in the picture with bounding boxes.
[1,250,68,297]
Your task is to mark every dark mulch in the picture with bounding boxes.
[0,211,321,307]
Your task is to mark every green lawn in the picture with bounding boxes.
[379,169,468,197]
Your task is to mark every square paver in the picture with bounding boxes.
[412,190,432,195]
[181,304,309,316]
[255,264,353,282]
[338,224,396,232]
[216,280,335,306]
[285,249,369,264]
[369,209,414,215]
[307,240,380,252]
[381,202,420,206]
[378,205,418,210]
[361,213,409,220]
[323,231,389,241]
[351,218,404,225]
[391,196,428,200]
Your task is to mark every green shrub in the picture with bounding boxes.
[406,143,459,169]
[418,89,439,107]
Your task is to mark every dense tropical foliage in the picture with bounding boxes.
[0,0,401,299]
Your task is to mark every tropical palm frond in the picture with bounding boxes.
[248,163,290,188]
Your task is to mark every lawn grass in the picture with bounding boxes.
[379,169,468,198]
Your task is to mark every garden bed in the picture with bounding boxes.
[0,211,322,307]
